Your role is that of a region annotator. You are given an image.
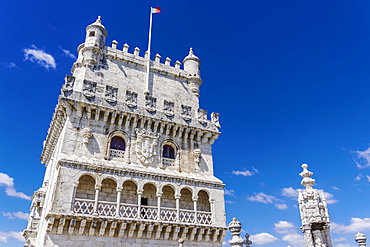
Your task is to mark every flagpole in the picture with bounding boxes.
[144,9,153,95]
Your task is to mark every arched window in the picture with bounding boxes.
[109,136,125,159]
[162,145,175,159]
[89,31,95,37]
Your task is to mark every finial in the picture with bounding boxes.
[189,47,194,55]
[96,16,102,23]
[299,163,315,189]
[355,232,367,246]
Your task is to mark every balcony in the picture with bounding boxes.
[73,199,212,225]
[110,149,125,159]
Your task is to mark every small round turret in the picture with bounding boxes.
[80,16,108,67]
[183,48,202,97]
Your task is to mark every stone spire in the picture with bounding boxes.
[229,218,252,247]
[298,164,332,247]
[183,48,202,97]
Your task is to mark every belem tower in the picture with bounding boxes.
[23,16,227,246]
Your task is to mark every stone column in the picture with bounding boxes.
[302,225,314,247]
[175,195,180,223]
[229,218,251,247]
[137,190,143,219]
[93,185,101,216]
[193,197,198,224]
[157,192,162,220]
[355,232,367,247]
[115,187,122,217]
[209,199,215,225]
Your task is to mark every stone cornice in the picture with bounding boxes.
[58,159,225,188]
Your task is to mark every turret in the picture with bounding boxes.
[183,48,202,97]
[80,16,108,67]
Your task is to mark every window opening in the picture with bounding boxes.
[110,136,125,150]
[162,145,175,159]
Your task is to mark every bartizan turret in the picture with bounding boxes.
[79,16,108,67]
[183,48,202,97]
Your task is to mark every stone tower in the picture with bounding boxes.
[298,164,332,247]
[23,17,226,246]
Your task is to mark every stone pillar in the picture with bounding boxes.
[193,197,198,224]
[137,191,143,219]
[178,238,185,247]
[355,232,367,247]
[115,187,122,217]
[229,218,251,247]
[210,199,215,225]
[301,225,314,247]
[175,195,180,223]
[157,192,162,220]
[93,185,101,216]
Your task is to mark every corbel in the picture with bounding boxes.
[110,111,118,125]
[86,105,92,119]
[57,217,65,235]
[118,113,124,126]
[74,102,83,118]
[197,228,205,241]
[46,217,55,232]
[95,107,101,121]
[137,223,146,238]
[99,220,108,236]
[128,222,136,238]
[89,219,97,236]
[212,228,220,242]
[146,224,154,239]
[204,228,212,242]
[103,109,110,122]
[68,218,76,235]
[172,226,181,240]
[78,219,87,235]
[164,225,172,240]
[172,125,179,137]
[118,222,127,237]
[109,221,117,237]
[189,227,197,241]
[181,226,189,240]
[155,225,163,240]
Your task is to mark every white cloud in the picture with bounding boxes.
[275,203,288,210]
[282,233,305,247]
[317,189,337,204]
[247,192,281,204]
[24,45,56,69]
[4,62,19,69]
[0,172,31,200]
[249,232,278,245]
[282,187,299,198]
[59,46,76,59]
[232,170,253,176]
[366,175,370,182]
[355,173,362,181]
[0,231,24,243]
[274,221,296,234]
[331,218,370,233]
[355,147,370,169]
[335,244,356,247]
[333,237,346,242]
[2,211,29,220]
[224,189,235,196]
[332,186,341,190]
[225,200,235,204]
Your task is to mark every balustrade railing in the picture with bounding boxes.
[179,209,195,223]
[98,201,116,217]
[119,203,138,218]
[74,198,94,215]
[73,199,212,225]
[162,157,175,166]
[160,207,177,222]
[110,149,125,159]
[197,211,212,225]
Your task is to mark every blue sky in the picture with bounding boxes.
[1,0,370,246]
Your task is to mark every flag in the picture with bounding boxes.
[151,7,161,14]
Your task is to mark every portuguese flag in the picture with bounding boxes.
[151,7,161,13]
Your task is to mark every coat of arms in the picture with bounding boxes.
[136,129,159,165]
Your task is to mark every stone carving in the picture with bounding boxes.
[62,75,75,92]
[181,105,192,121]
[298,164,332,247]
[163,100,174,117]
[135,129,159,165]
[229,218,252,247]
[126,91,137,108]
[211,112,221,128]
[105,85,118,103]
[193,149,201,169]
[83,80,96,98]
[81,128,92,144]
[197,109,207,124]
[145,95,157,113]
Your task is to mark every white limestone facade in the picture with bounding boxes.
[23,17,226,247]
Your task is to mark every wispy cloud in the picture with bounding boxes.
[225,200,235,204]
[0,172,31,200]
[332,186,341,190]
[366,175,370,182]
[0,231,24,243]
[224,189,235,196]
[247,192,287,209]
[249,232,278,245]
[59,46,76,60]
[2,211,29,220]
[232,167,258,177]
[333,237,347,242]
[355,173,362,181]
[334,244,357,247]
[331,218,370,233]
[3,62,20,69]
[23,45,56,69]
[354,147,370,169]
[281,233,305,247]
[274,221,297,234]
[282,187,299,198]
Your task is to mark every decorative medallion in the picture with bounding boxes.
[164,100,174,117]
[136,129,159,165]
[105,85,118,103]
[145,95,157,113]
[62,75,75,92]
[126,91,137,108]
[83,80,96,98]
[181,105,192,121]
